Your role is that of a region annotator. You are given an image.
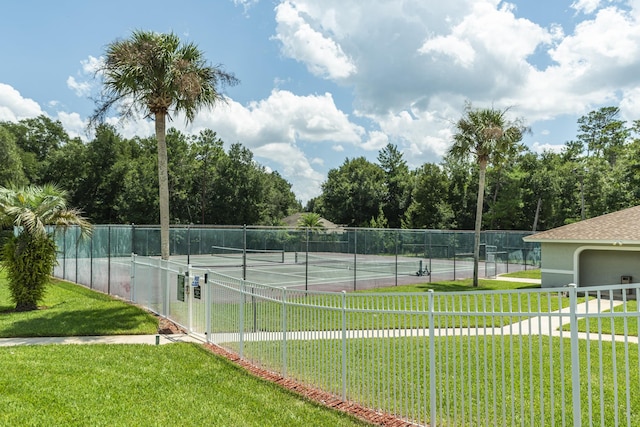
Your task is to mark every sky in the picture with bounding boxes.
[2,0,640,203]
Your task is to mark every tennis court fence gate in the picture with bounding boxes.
[130,254,640,427]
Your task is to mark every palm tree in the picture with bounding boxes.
[448,103,527,287]
[297,212,325,230]
[0,184,92,311]
[91,30,238,259]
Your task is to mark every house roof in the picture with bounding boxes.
[524,205,640,243]
[281,213,340,229]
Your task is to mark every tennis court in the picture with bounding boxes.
[175,248,476,292]
[53,225,538,295]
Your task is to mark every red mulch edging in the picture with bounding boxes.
[202,342,417,427]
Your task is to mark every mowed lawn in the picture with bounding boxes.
[0,270,158,337]
[0,271,370,426]
[0,344,369,427]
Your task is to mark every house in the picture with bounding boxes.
[281,213,341,230]
[523,206,640,288]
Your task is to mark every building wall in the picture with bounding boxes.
[541,242,640,288]
[578,247,640,286]
[540,242,578,288]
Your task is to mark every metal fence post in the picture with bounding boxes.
[131,253,137,303]
[353,231,357,291]
[568,283,582,427]
[341,290,347,401]
[428,289,437,427]
[305,228,309,291]
[162,258,169,318]
[239,279,246,359]
[282,287,287,378]
[62,229,67,280]
[395,230,398,287]
[187,263,193,334]
[205,271,211,344]
[107,225,111,295]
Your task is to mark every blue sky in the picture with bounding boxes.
[2,0,639,203]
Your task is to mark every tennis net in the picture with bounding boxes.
[211,245,285,264]
[295,252,428,276]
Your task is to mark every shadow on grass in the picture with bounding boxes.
[0,305,158,338]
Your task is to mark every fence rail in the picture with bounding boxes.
[124,255,640,427]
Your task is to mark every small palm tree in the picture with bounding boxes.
[0,184,92,311]
[92,30,238,259]
[297,212,325,230]
[449,103,527,287]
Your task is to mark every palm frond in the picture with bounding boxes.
[90,30,239,128]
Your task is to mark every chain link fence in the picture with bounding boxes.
[52,224,540,298]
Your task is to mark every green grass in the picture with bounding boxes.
[210,279,577,334]
[561,299,640,337]
[0,269,158,337]
[237,335,640,426]
[0,343,370,427]
[359,277,541,292]
[499,269,542,280]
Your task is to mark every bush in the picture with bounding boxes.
[2,233,57,311]
[0,227,12,248]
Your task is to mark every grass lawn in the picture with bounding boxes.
[0,269,158,337]
[359,277,541,293]
[500,269,542,280]
[238,335,640,427]
[0,343,370,427]
[211,278,580,336]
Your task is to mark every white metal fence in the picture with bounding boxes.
[130,255,640,426]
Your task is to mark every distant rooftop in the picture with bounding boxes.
[524,205,640,243]
[281,213,341,229]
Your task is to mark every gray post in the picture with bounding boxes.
[242,225,247,280]
[305,228,309,291]
[568,283,582,427]
[428,289,436,426]
[341,290,347,401]
[282,287,287,378]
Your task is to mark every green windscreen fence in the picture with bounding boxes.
[52,225,539,296]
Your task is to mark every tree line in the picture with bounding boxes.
[309,106,640,232]
[0,116,301,226]
[1,106,638,232]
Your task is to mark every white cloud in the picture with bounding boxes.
[233,0,259,13]
[273,1,357,79]
[188,89,364,147]
[56,111,88,140]
[67,76,92,97]
[105,115,155,139]
[0,83,44,122]
[360,130,388,151]
[253,142,325,201]
[181,89,366,202]
[419,36,476,68]
[619,86,640,123]
[532,141,564,154]
[67,55,102,98]
[81,55,103,74]
[571,0,602,14]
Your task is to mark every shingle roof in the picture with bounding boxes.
[524,205,640,243]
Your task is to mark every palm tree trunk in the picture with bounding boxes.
[473,159,487,287]
[532,197,542,232]
[155,112,170,260]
